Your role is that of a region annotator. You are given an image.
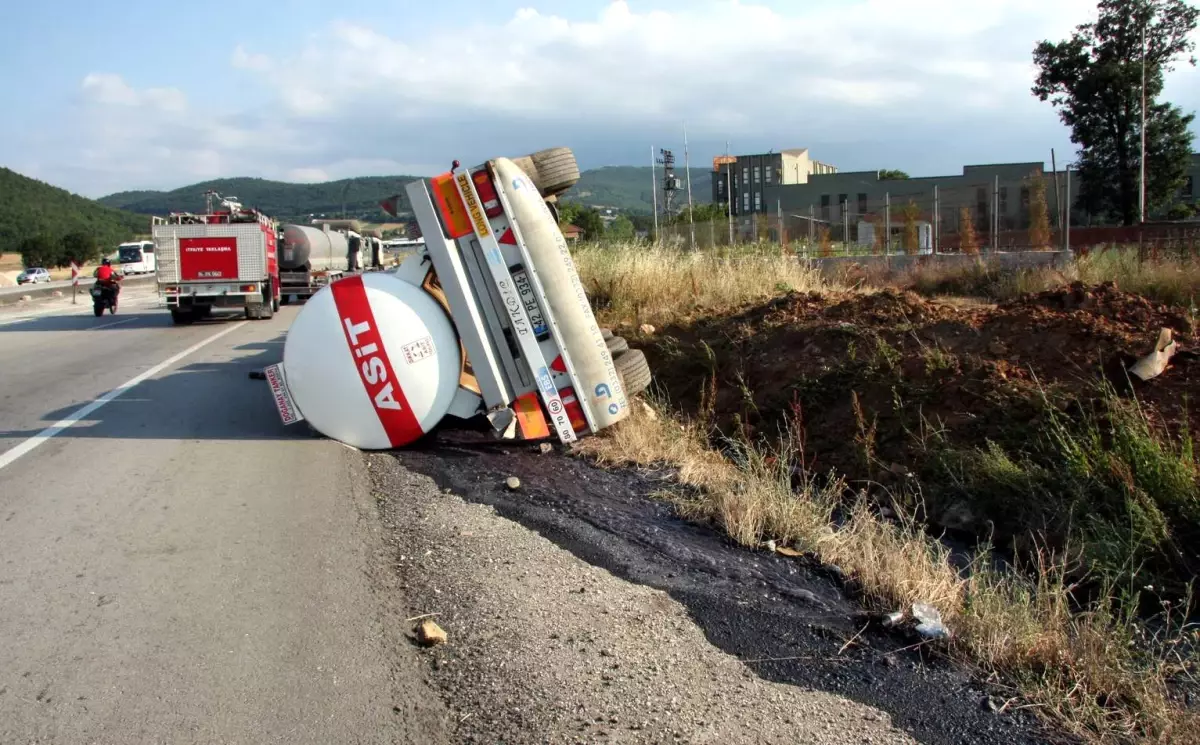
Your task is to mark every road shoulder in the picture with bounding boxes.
[369,453,915,745]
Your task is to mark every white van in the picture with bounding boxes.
[118,240,156,274]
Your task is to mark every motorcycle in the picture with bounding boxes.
[91,280,119,316]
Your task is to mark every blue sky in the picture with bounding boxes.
[1,0,1197,198]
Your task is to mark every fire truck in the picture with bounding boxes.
[152,192,281,325]
[264,147,652,449]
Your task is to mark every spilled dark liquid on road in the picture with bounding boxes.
[393,432,1069,745]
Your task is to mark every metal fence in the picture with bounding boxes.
[654,177,1200,258]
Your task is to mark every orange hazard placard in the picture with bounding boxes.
[431,173,472,239]
[513,392,550,440]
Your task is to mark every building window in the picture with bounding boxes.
[820,194,831,220]
[858,193,868,215]
[743,167,750,183]
[754,192,762,211]
[838,194,848,217]
[743,192,751,212]
[999,186,1009,215]
[1184,175,1195,197]
[717,179,725,196]
[753,166,761,183]
[976,186,988,225]
[765,165,773,183]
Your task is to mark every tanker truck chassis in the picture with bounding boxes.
[265,148,652,450]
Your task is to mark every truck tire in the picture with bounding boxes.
[606,335,629,355]
[615,349,652,396]
[508,147,580,197]
[600,328,614,341]
[171,309,196,325]
[529,147,580,195]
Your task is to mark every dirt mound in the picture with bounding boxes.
[634,282,1198,553]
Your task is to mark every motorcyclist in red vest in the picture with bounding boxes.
[93,255,115,278]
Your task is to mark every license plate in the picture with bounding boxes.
[510,266,549,340]
[264,364,304,426]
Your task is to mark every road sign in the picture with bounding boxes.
[70,261,80,286]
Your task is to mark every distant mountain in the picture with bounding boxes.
[98,166,716,223]
[0,168,149,254]
[100,176,421,225]
[564,166,714,213]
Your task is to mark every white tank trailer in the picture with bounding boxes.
[278,224,361,303]
[280,225,352,273]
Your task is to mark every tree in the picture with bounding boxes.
[555,200,583,227]
[1033,0,1198,225]
[573,207,605,240]
[878,169,910,180]
[61,231,102,266]
[1027,171,1053,248]
[900,200,921,254]
[959,207,980,255]
[606,215,635,241]
[19,235,60,269]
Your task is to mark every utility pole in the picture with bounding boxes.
[683,123,696,251]
[1051,149,1062,236]
[1065,167,1072,253]
[993,175,1000,253]
[726,141,734,245]
[650,145,659,245]
[778,199,784,247]
[884,193,891,256]
[808,204,814,257]
[933,185,940,254]
[1139,20,1148,225]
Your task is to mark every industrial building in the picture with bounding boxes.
[712,149,1200,237]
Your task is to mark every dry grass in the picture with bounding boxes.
[571,242,830,324]
[894,247,1200,310]
[578,401,1196,743]
[572,241,1200,743]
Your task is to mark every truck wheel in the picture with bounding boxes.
[171,309,196,325]
[272,295,280,313]
[280,294,291,306]
[600,328,614,341]
[606,335,629,355]
[246,304,261,320]
[529,147,581,195]
[93,304,104,317]
[262,298,275,319]
[615,349,652,396]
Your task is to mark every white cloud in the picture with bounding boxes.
[287,167,331,183]
[21,0,1200,196]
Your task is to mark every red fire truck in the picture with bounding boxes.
[152,192,281,325]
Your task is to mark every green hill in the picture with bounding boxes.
[0,168,149,254]
[100,176,421,224]
[99,167,717,221]
[563,166,714,213]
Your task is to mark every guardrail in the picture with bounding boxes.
[0,275,158,306]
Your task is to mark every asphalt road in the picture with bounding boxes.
[0,296,445,744]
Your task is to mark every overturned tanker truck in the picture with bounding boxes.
[263,147,652,449]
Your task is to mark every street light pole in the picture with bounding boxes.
[1139,20,1148,225]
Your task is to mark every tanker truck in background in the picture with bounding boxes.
[278,221,386,303]
[264,146,654,451]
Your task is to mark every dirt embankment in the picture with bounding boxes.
[631,282,1198,586]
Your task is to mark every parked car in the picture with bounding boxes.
[16,267,51,285]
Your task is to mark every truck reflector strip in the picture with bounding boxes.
[330,275,423,447]
[431,173,473,239]
[498,228,517,245]
[513,392,550,440]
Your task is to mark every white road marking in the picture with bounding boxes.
[0,321,248,472]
